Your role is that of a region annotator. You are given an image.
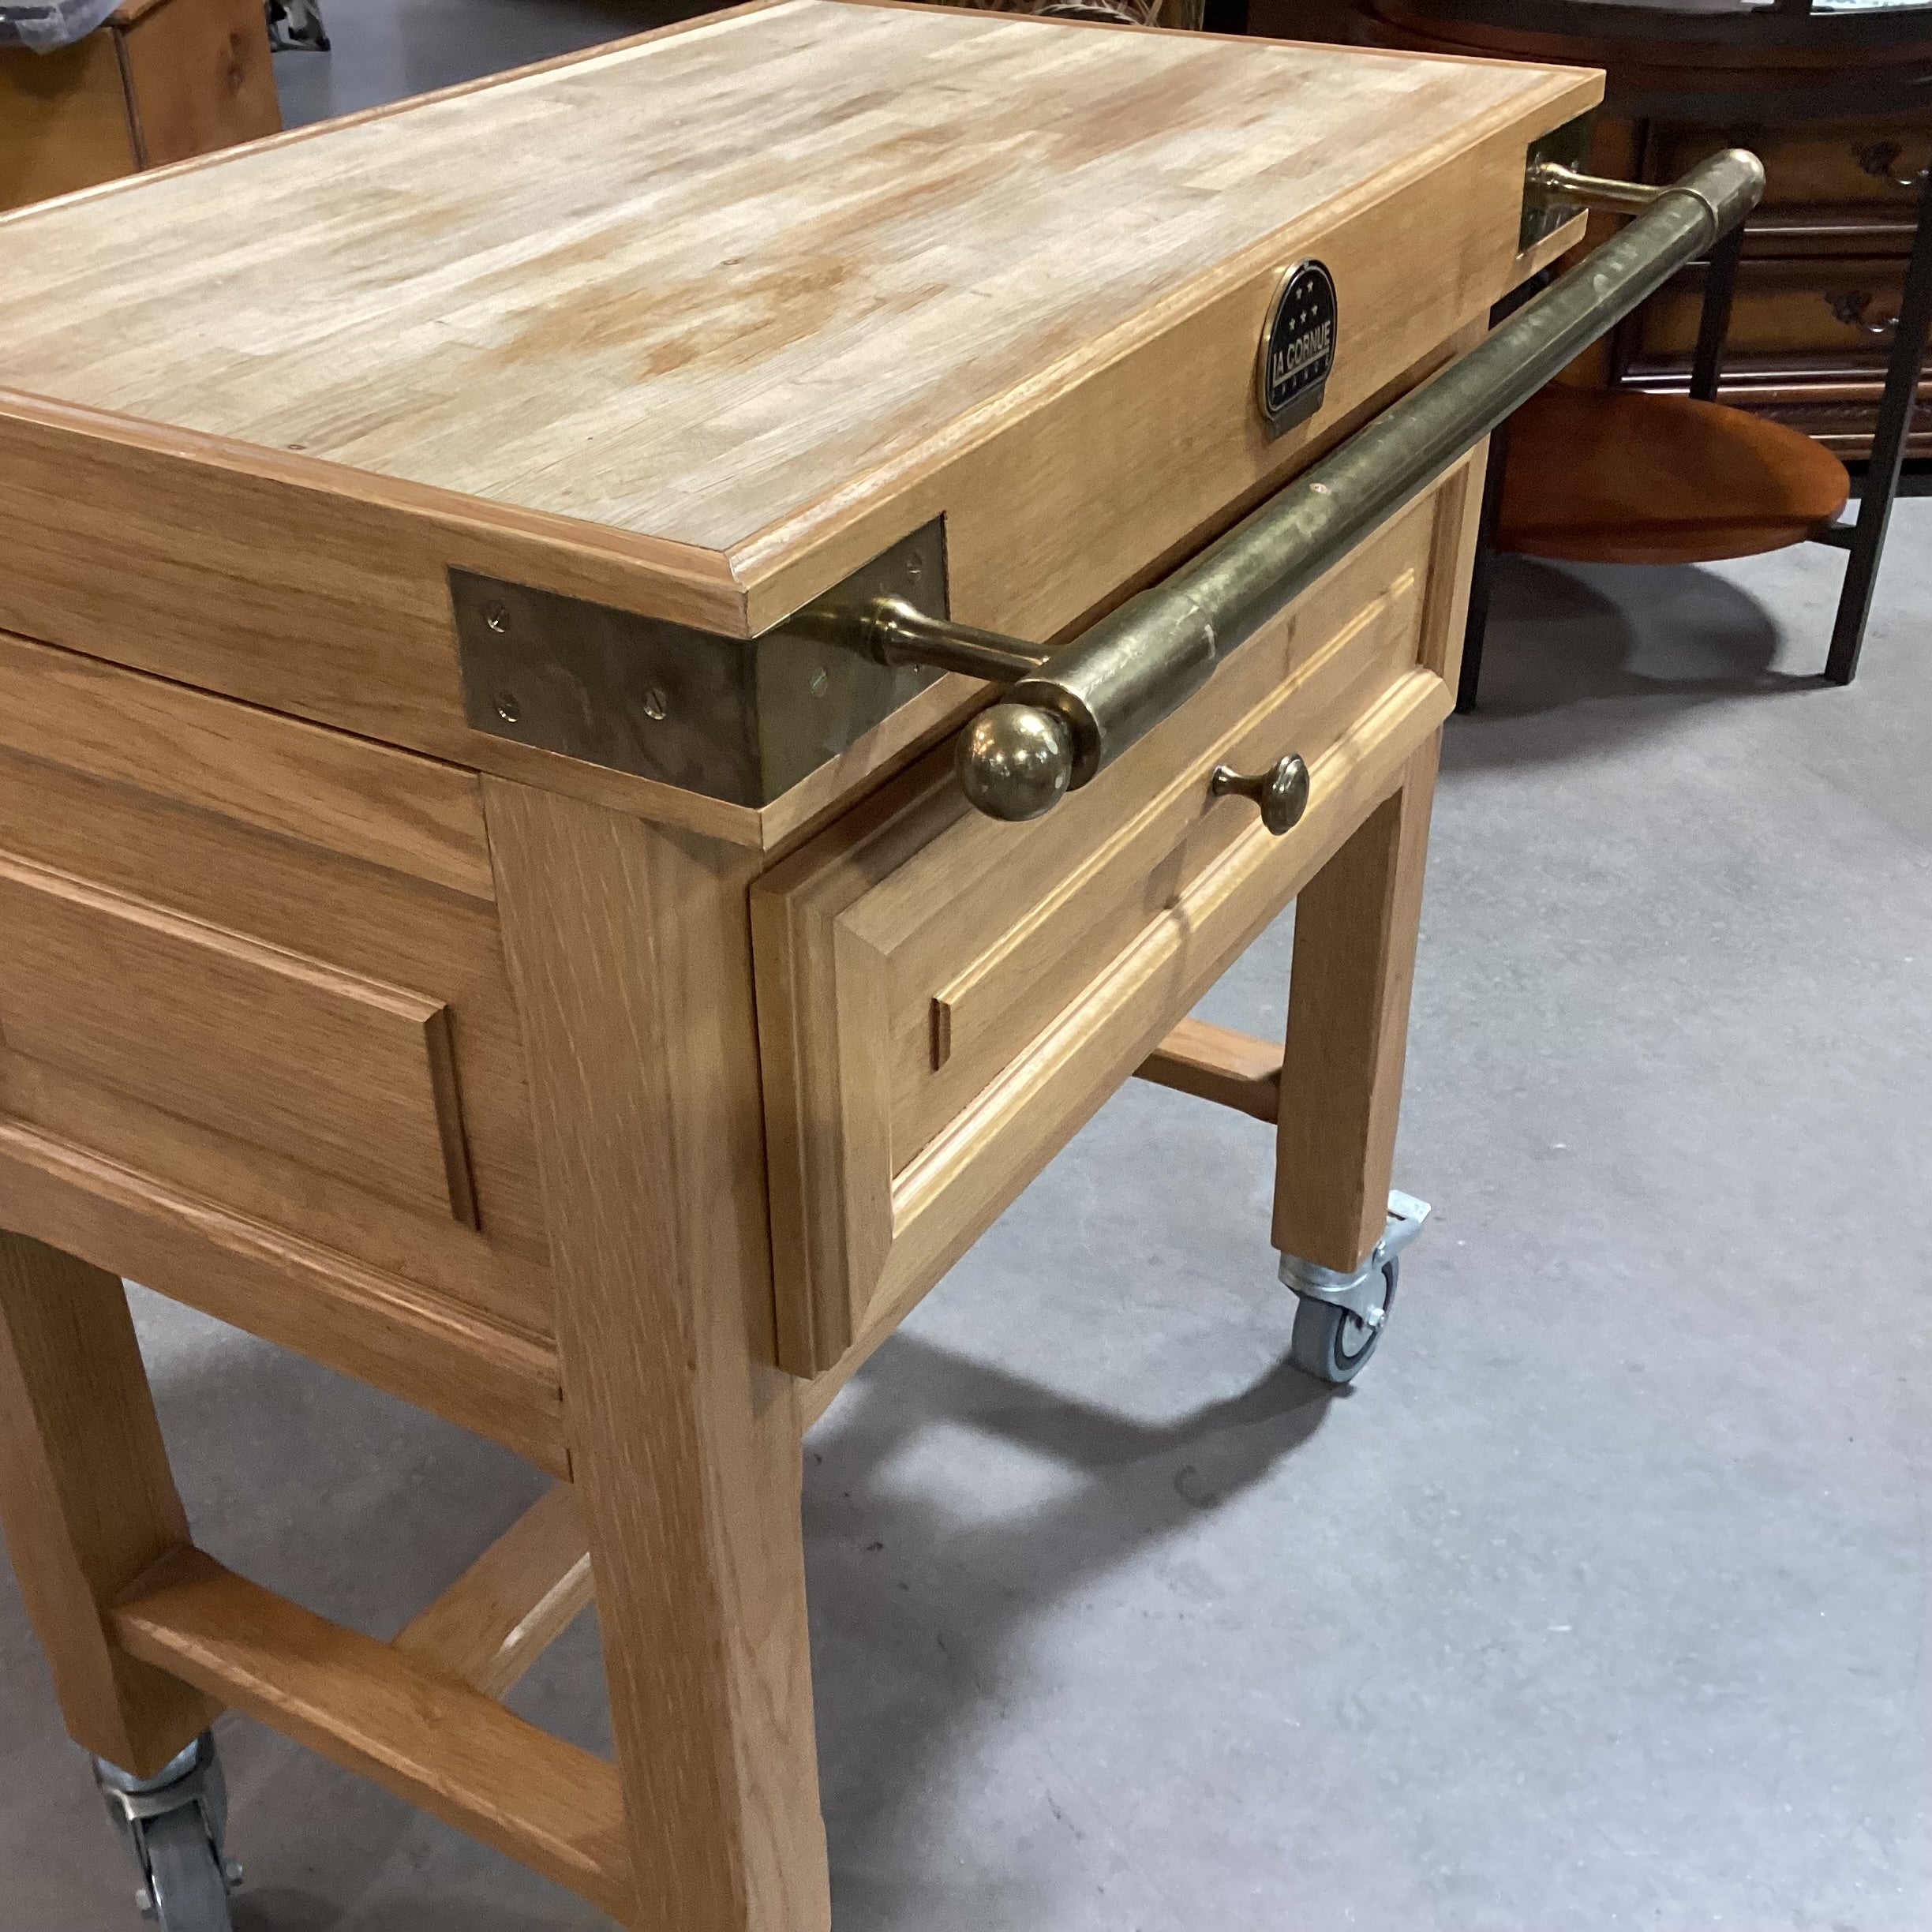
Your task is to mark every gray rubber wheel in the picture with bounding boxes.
[140,1806,233,1932]
[1290,1258,1398,1385]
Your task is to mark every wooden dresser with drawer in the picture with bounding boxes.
[1613,114,1930,456]
[1342,0,1932,459]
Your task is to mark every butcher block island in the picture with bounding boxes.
[0,4,1631,1925]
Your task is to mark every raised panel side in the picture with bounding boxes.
[0,1115,567,1474]
[0,1049,557,1336]
[0,724,554,1309]
[0,852,477,1227]
[0,628,496,901]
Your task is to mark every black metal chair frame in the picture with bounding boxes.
[1455,163,1931,708]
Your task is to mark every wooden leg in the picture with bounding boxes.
[485,782,829,1932]
[1271,736,1440,1272]
[0,1230,217,1774]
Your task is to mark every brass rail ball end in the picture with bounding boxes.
[957,704,1075,822]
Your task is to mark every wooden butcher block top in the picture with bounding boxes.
[0,0,1598,843]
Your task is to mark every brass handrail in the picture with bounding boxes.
[826,147,1766,822]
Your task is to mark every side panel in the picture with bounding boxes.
[118,0,282,170]
[0,34,136,212]
[0,854,478,1228]
[0,631,567,1465]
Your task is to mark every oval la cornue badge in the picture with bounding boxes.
[1256,260,1338,437]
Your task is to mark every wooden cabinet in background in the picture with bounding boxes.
[1616,117,1930,458]
[0,0,280,212]
[1329,0,1932,461]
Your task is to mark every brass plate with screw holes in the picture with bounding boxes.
[450,520,949,807]
[1519,112,1597,254]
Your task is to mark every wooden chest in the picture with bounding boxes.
[1612,114,1930,459]
[0,0,280,212]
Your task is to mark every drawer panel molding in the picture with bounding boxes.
[0,852,478,1227]
[754,462,1480,1380]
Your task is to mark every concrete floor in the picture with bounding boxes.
[6,8,1932,1928]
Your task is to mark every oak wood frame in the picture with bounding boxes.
[0,451,1472,1928]
[0,733,1455,1928]
[0,15,1512,1896]
[1134,1017,1286,1121]
[0,1230,218,1777]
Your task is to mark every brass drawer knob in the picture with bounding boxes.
[1210,753,1309,836]
[1825,290,1900,340]
[1852,140,1930,193]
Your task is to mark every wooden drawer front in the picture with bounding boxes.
[0,856,473,1226]
[1639,257,1917,363]
[754,461,1478,1377]
[1652,123,1931,214]
[0,630,554,1342]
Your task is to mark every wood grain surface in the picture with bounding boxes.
[1496,385,1848,564]
[114,1546,633,1917]
[0,1120,568,1473]
[0,2,1589,840]
[0,640,556,1338]
[1271,735,1439,1272]
[758,472,1468,1374]
[0,627,496,901]
[116,0,279,170]
[0,1,1575,555]
[394,1483,593,1699]
[0,1230,218,1775]
[0,33,137,211]
[0,0,278,215]
[486,783,829,1932]
[1134,1017,1283,1121]
[0,853,478,1228]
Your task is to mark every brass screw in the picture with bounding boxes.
[809,668,830,698]
[485,601,509,635]
[642,687,669,721]
[494,690,522,724]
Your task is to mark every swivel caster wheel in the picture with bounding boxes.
[95,1732,242,1931]
[1290,1256,1397,1385]
[1279,1189,1430,1387]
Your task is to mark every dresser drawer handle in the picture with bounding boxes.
[1825,290,1899,339]
[1210,754,1310,836]
[1852,141,1930,193]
